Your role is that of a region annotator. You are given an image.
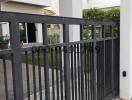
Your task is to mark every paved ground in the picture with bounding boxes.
[0,60,59,100]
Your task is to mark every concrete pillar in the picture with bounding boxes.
[59,0,82,42]
[120,0,132,99]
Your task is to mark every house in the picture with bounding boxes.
[0,0,82,44]
[0,0,52,43]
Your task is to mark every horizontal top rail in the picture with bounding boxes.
[0,36,119,55]
[0,11,118,25]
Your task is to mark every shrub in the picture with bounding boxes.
[83,8,120,20]
[83,8,105,20]
[83,8,120,40]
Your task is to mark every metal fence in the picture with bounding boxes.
[0,11,119,100]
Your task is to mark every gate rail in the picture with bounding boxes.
[0,11,119,100]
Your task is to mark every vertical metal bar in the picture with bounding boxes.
[89,43,93,100]
[92,25,97,100]
[117,24,120,37]
[84,43,88,100]
[59,47,63,100]
[77,44,81,100]
[87,43,90,100]
[55,47,60,100]
[74,44,77,100]
[25,51,30,100]
[71,45,75,100]
[117,23,120,94]
[111,25,114,95]
[32,49,37,100]
[51,48,55,100]
[2,55,9,100]
[10,21,24,100]
[63,24,71,100]
[37,48,42,100]
[102,25,106,98]
[25,23,29,43]
[42,23,50,100]
[99,41,103,100]
[80,25,85,100]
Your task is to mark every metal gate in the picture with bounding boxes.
[0,12,119,100]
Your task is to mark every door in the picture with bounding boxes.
[27,23,36,43]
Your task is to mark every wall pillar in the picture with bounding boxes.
[120,0,132,99]
[59,0,82,42]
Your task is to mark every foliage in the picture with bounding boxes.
[83,8,105,20]
[83,8,120,40]
[105,8,120,21]
[48,34,60,44]
[0,35,10,44]
[83,28,92,40]
[83,8,120,21]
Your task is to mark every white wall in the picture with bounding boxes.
[83,0,120,9]
[8,0,51,7]
[59,0,82,42]
[1,22,9,36]
[0,2,44,43]
[0,2,44,14]
[45,0,59,16]
[36,24,43,43]
[120,0,132,99]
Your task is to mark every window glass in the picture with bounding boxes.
[19,23,27,43]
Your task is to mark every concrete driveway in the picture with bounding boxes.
[0,60,59,100]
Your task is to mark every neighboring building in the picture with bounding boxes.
[83,0,120,9]
[0,0,52,43]
[0,0,82,44]
[44,0,59,16]
[43,0,60,44]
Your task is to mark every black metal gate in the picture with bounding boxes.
[0,12,119,100]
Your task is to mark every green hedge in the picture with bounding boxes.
[83,8,120,21]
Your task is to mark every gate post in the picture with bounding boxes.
[120,0,132,99]
[92,25,98,100]
[80,25,85,100]
[10,21,24,100]
[63,24,71,100]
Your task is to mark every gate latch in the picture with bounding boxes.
[122,71,127,77]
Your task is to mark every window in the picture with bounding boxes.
[19,23,36,43]
[0,24,2,35]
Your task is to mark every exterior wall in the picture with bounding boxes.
[8,0,51,7]
[36,24,43,43]
[1,22,9,36]
[0,2,44,14]
[83,0,120,9]
[0,2,44,43]
[59,0,82,42]
[120,0,132,99]
[45,0,59,16]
